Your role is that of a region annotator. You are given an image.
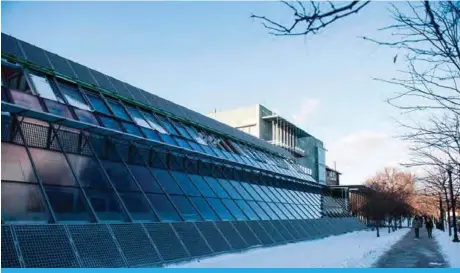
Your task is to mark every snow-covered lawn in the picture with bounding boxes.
[433,230,460,268]
[169,228,409,268]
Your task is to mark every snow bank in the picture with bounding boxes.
[169,228,409,268]
[433,230,460,268]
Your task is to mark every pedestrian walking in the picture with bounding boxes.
[425,218,434,238]
[412,216,422,239]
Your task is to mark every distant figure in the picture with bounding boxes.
[425,218,434,238]
[412,216,422,239]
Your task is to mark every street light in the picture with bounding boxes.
[447,163,459,242]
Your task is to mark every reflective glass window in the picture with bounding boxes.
[1,182,49,222]
[126,106,150,128]
[229,181,253,200]
[30,73,59,101]
[152,169,184,195]
[67,154,111,189]
[174,137,192,149]
[190,197,219,221]
[119,192,158,222]
[171,121,192,139]
[218,179,241,199]
[102,161,140,191]
[203,177,229,198]
[29,148,77,187]
[44,99,73,118]
[277,203,295,220]
[147,193,181,222]
[10,90,43,111]
[170,195,202,221]
[285,190,302,204]
[234,200,259,220]
[141,111,168,134]
[257,201,278,220]
[86,189,127,222]
[170,171,200,196]
[188,141,205,153]
[268,202,288,220]
[251,184,271,202]
[44,186,92,222]
[207,198,234,220]
[158,133,177,146]
[285,203,302,219]
[87,93,110,114]
[128,165,163,193]
[155,115,179,135]
[247,201,269,220]
[260,186,280,202]
[74,109,99,125]
[1,143,37,183]
[100,116,122,131]
[290,204,307,219]
[183,125,207,145]
[297,204,313,219]
[122,122,143,137]
[241,183,263,201]
[222,199,247,220]
[189,175,216,197]
[141,128,162,142]
[107,99,131,120]
[58,82,91,110]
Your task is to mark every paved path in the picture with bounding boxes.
[373,228,448,268]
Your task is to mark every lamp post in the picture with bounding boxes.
[447,164,459,242]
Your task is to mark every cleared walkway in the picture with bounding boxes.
[374,228,448,268]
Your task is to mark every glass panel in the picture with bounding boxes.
[44,185,92,222]
[119,192,158,221]
[207,198,234,220]
[147,193,181,222]
[44,99,73,118]
[251,184,271,202]
[29,73,58,101]
[188,141,205,153]
[155,115,179,135]
[74,109,99,125]
[171,121,192,139]
[86,189,127,222]
[268,187,287,203]
[87,93,110,114]
[152,169,184,195]
[141,128,162,142]
[268,202,288,220]
[184,125,207,145]
[141,111,168,134]
[122,122,143,137]
[222,199,247,220]
[189,175,216,197]
[229,181,253,200]
[277,203,295,220]
[67,154,111,189]
[126,106,150,128]
[174,137,192,149]
[159,133,177,146]
[10,90,43,111]
[203,177,229,198]
[285,203,302,219]
[170,171,200,196]
[100,116,122,131]
[190,197,219,221]
[218,179,242,199]
[1,182,49,222]
[1,143,37,183]
[234,200,259,220]
[257,201,278,220]
[102,161,140,192]
[128,165,163,193]
[58,82,91,110]
[247,200,269,220]
[107,99,131,121]
[29,148,77,187]
[259,185,280,202]
[170,195,202,221]
[241,183,263,201]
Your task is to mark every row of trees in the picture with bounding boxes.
[252,1,460,242]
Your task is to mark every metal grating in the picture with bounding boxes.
[272,220,295,241]
[109,223,162,268]
[259,221,285,244]
[14,225,79,268]
[246,221,273,246]
[194,222,231,253]
[50,129,80,153]
[214,221,247,251]
[1,225,21,268]
[143,223,189,262]
[19,41,53,70]
[17,122,48,148]
[171,222,212,258]
[67,224,126,268]
[231,221,261,247]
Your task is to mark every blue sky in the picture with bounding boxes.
[1,1,414,185]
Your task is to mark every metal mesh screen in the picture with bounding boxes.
[194,222,231,254]
[171,222,212,258]
[214,221,247,251]
[67,224,126,268]
[1,225,21,268]
[17,122,48,148]
[109,223,162,267]
[143,223,189,263]
[246,221,273,246]
[230,221,261,247]
[14,225,79,268]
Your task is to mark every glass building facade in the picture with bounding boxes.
[1,33,364,268]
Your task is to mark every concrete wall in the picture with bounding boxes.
[207,105,260,137]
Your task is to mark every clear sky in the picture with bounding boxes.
[1,1,414,185]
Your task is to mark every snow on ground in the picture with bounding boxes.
[169,228,409,268]
[433,229,460,268]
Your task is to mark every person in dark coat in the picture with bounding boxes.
[425,218,434,238]
[412,216,422,239]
